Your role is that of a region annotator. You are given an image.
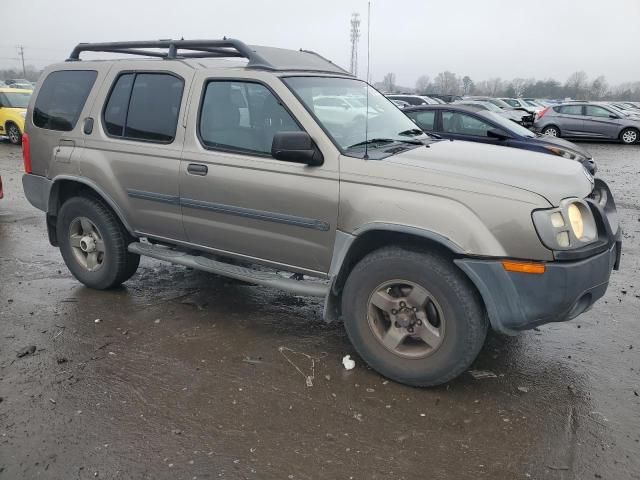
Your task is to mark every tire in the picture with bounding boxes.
[341,246,488,387]
[6,123,22,145]
[57,195,140,289]
[542,125,560,137]
[620,128,639,145]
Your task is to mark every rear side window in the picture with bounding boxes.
[33,70,97,131]
[557,105,583,115]
[103,72,184,143]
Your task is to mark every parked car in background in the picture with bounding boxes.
[404,104,596,174]
[5,79,33,90]
[535,102,640,144]
[426,93,463,103]
[386,94,439,106]
[499,98,541,114]
[313,95,380,125]
[454,100,530,124]
[606,102,640,119]
[390,99,410,108]
[0,87,32,144]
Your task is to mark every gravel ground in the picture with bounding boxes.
[0,139,638,479]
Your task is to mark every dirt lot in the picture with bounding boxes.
[0,140,638,479]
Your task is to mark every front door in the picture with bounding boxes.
[180,78,339,275]
[582,104,621,139]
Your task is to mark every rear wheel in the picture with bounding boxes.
[57,196,140,289]
[542,125,560,137]
[6,123,22,145]
[620,128,639,145]
[341,247,488,387]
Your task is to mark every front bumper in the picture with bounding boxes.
[456,178,621,334]
[456,242,619,334]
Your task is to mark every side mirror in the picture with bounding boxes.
[487,129,510,140]
[609,114,619,119]
[271,131,324,167]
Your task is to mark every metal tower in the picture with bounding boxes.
[350,13,361,76]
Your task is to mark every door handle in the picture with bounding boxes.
[187,163,208,176]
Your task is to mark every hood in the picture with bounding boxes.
[387,140,593,205]
[531,134,592,159]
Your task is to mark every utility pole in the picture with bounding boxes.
[17,45,26,77]
[349,13,360,77]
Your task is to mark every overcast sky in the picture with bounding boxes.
[2,0,639,86]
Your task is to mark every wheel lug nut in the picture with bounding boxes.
[417,320,422,326]
[400,301,406,308]
[407,327,414,333]
[413,307,417,312]
[391,309,397,315]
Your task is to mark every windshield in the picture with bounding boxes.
[473,101,501,112]
[283,76,430,154]
[482,111,535,137]
[1,91,31,108]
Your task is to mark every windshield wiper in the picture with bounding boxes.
[347,138,396,149]
[398,128,442,140]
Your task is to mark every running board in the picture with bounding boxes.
[128,242,329,297]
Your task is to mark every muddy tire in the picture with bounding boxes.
[57,196,139,289]
[620,128,639,145]
[6,122,22,145]
[341,246,487,387]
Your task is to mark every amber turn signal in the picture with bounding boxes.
[501,260,546,274]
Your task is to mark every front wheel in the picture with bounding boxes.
[6,123,22,145]
[57,196,140,289]
[341,247,488,387]
[620,128,639,145]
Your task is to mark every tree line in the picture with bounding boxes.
[376,71,640,101]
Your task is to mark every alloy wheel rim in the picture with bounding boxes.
[69,217,105,272]
[8,126,19,143]
[623,131,637,143]
[367,279,445,359]
[545,128,557,137]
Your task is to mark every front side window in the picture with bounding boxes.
[441,111,493,136]
[33,70,97,131]
[0,91,31,108]
[406,110,436,131]
[585,105,612,118]
[103,72,184,142]
[284,76,430,155]
[199,81,301,155]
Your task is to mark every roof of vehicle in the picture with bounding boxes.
[403,104,478,113]
[65,38,351,76]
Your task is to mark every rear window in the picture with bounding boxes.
[103,72,184,143]
[33,70,97,131]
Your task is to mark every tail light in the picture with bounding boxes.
[22,133,32,173]
[537,107,550,120]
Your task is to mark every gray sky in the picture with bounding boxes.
[2,0,639,86]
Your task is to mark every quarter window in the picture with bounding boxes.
[199,81,301,155]
[33,70,97,131]
[103,72,184,142]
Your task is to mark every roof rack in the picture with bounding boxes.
[66,38,351,75]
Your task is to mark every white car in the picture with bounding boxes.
[313,95,379,124]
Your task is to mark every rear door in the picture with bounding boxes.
[554,105,585,136]
[582,105,621,139]
[82,63,194,241]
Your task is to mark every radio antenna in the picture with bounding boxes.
[364,1,371,160]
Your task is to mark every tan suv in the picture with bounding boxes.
[21,39,621,386]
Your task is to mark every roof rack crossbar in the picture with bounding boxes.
[67,38,273,67]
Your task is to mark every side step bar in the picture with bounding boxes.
[128,242,329,298]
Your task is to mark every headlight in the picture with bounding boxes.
[544,146,578,160]
[19,111,27,118]
[532,199,597,250]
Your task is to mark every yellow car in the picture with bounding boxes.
[0,87,32,145]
